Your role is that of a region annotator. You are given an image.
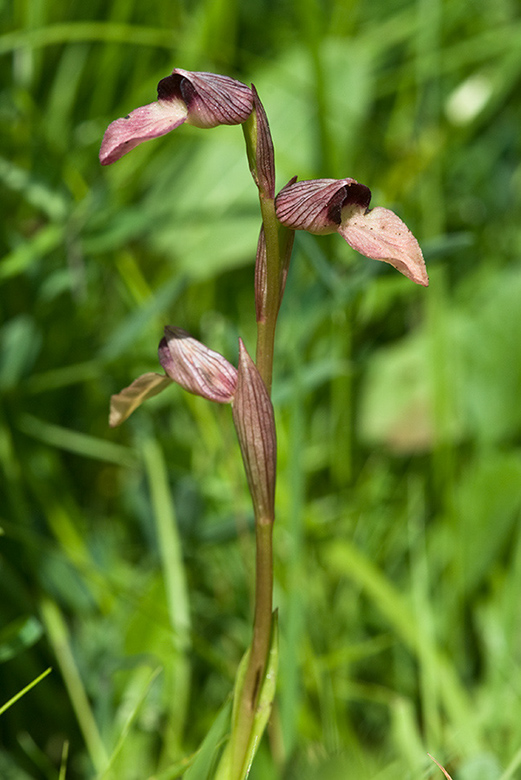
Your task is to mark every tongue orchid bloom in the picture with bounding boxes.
[100,69,253,165]
[275,177,428,286]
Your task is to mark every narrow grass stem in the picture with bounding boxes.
[41,599,108,774]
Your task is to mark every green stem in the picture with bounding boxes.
[248,192,281,699]
[230,150,284,776]
[255,195,284,394]
[229,512,275,776]
[234,517,274,728]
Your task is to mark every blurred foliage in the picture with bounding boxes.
[1,0,521,778]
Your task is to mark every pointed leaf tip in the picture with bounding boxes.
[248,85,275,198]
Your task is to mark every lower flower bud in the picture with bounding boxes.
[158,326,238,403]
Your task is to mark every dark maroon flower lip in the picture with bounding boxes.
[157,70,253,128]
[100,68,253,165]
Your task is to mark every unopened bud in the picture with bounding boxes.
[158,326,237,403]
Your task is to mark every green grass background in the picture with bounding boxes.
[1,0,521,778]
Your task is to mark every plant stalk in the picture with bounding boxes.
[230,190,283,776]
[255,195,284,394]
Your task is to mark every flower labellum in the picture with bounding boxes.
[158,326,238,403]
[100,69,253,165]
[275,178,428,286]
[109,372,172,427]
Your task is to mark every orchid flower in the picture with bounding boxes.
[275,177,428,286]
[100,69,253,165]
[158,326,238,403]
[101,66,429,777]
[109,327,238,427]
[109,327,276,526]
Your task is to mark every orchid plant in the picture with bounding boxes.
[101,68,428,779]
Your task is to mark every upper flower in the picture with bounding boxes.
[100,69,253,165]
[275,178,428,286]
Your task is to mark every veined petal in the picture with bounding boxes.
[100,68,253,165]
[158,69,253,128]
[100,100,188,165]
[158,326,238,403]
[275,178,371,234]
[339,206,429,287]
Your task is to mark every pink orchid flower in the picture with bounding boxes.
[275,177,428,286]
[100,69,253,165]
